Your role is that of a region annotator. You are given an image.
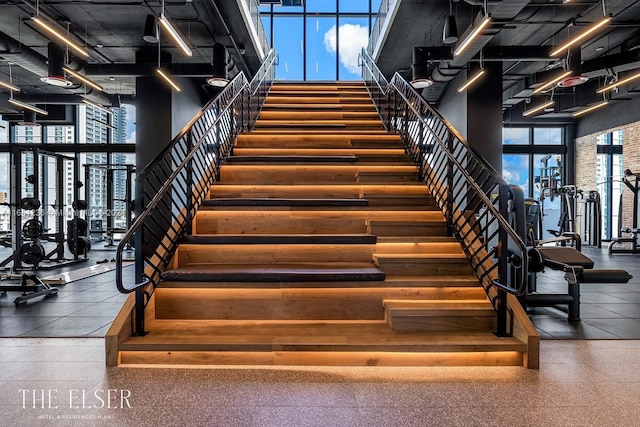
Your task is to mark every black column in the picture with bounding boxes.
[466,61,503,173]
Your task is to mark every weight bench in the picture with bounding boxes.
[524,246,632,321]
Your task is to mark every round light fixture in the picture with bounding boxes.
[557,75,589,88]
[206,77,229,87]
[41,75,73,87]
[411,78,434,89]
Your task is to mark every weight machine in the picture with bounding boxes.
[84,163,135,249]
[0,147,90,272]
[609,169,640,255]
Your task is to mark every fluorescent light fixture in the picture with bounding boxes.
[411,78,434,89]
[0,81,20,92]
[573,101,608,117]
[83,99,113,115]
[596,71,640,93]
[550,17,611,57]
[458,69,485,92]
[32,16,89,57]
[8,98,48,116]
[0,80,20,92]
[158,13,192,57]
[523,100,554,117]
[454,15,491,57]
[156,68,181,91]
[532,71,572,94]
[63,67,103,91]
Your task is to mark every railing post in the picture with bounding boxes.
[446,131,454,237]
[185,130,194,236]
[496,183,510,337]
[133,179,146,336]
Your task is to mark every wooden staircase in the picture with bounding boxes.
[107,82,538,368]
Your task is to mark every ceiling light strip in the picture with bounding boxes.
[32,16,89,58]
[550,17,611,57]
[64,67,103,91]
[8,98,49,115]
[523,100,554,117]
[454,15,491,57]
[458,69,485,92]
[596,71,640,94]
[156,68,181,92]
[0,80,20,92]
[83,99,113,115]
[158,14,193,57]
[573,101,608,117]
[532,71,573,94]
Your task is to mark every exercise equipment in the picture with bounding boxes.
[509,189,632,321]
[84,163,135,249]
[0,273,58,305]
[524,245,631,321]
[578,190,602,248]
[0,147,89,272]
[608,169,639,255]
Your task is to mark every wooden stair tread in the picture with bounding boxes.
[120,320,526,352]
[202,198,369,207]
[161,263,386,282]
[225,156,359,164]
[179,234,377,245]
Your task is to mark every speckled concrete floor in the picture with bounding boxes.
[1,338,640,426]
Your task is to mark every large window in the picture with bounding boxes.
[596,130,624,240]
[261,1,379,81]
[502,127,567,238]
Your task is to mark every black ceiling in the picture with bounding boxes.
[375,0,640,120]
[1,0,639,121]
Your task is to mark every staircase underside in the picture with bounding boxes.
[107,81,539,368]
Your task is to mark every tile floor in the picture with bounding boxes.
[1,338,640,426]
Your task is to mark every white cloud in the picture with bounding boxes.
[126,130,136,145]
[324,23,369,75]
[502,169,520,184]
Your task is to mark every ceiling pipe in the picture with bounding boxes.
[0,32,112,105]
[425,0,533,103]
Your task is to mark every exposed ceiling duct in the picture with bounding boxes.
[0,31,113,107]
[424,0,534,103]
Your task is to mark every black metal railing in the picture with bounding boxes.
[115,49,277,336]
[360,48,528,335]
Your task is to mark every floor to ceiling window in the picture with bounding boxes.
[502,126,567,238]
[596,130,624,240]
[260,0,380,81]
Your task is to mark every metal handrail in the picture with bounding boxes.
[361,48,528,335]
[114,49,277,335]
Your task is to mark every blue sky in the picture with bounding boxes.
[262,1,376,81]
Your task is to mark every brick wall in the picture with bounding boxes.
[575,120,640,237]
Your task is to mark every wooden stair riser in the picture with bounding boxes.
[258,111,379,120]
[220,166,419,185]
[374,242,464,255]
[153,288,487,320]
[119,350,524,367]
[374,256,474,275]
[160,279,485,290]
[384,300,497,332]
[264,97,373,105]
[209,184,434,201]
[194,211,445,234]
[367,221,448,237]
[175,244,375,266]
[235,134,402,149]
